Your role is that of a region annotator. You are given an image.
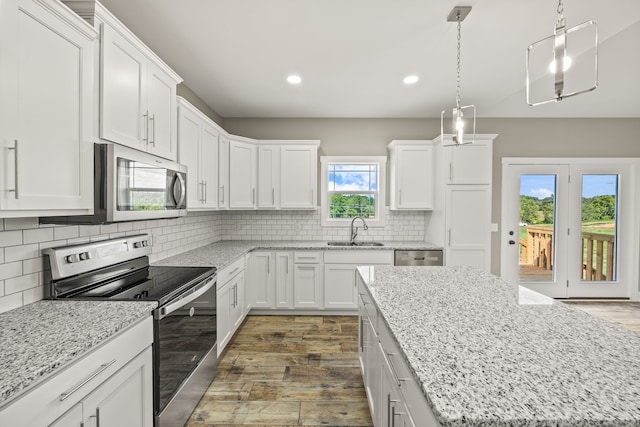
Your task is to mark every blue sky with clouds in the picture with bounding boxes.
[329,165,377,191]
[520,174,617,199]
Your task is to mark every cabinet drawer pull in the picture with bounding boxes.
[60,359,116,401]
[386,353,409,387]
[8,140,18,199]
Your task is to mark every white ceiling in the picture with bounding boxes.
[99,0,640,119]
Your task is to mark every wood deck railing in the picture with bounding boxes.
[519,227,615,281]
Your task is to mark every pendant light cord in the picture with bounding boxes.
[556,0,564,24]
[456,14,462,110]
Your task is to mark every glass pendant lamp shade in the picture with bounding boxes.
[440,6,476,147]
[526,0,598,106]
[441,105,475,146]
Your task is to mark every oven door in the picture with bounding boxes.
[154,276,217,426]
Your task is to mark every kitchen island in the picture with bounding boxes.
[357,265,640,427]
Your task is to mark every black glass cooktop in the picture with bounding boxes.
[71,266,216,306]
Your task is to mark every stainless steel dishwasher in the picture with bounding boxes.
[394,249,443,266]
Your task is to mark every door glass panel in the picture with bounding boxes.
[518,175,556,282]
[581,175,618,281]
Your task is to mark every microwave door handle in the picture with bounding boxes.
[173,173,186,207]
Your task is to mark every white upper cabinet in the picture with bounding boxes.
[177,97,219,210]
[444,138,493,185]
[0,0,97,216]
[68,1,182,161]
[256,141,319,210]
[388,140,434,210]
[280,143,319,209]
[229,138,258,209]
[257,145,280,209]
[218,134,230,209]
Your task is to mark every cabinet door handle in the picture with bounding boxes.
[90,408,101,427]
[449,162,454,181]
[220,185,225,203]
[149,114,156,146]
[143,111,149,144]
[203,180,207,204]
[252,188,256,204]
[60,359,116,401]
[8,140,18,199]
[448,228,452,246]
[272,188,275,205]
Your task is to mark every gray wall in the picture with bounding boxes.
[223,117,640,275]
[177,84,224,126]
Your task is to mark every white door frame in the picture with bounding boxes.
[501,157,640,300]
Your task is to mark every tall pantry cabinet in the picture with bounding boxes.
[425,135,497,272]
[0,0,97,217]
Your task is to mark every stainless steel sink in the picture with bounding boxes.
[327,241,384,247]
[327,241,355,246]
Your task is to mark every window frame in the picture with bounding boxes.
[320,156,386,227]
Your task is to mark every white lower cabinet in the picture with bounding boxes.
[247,251,275,308]
[216,258,247,356]
[0,317,153,427]
[358,273,441,427]
[324,251,394,310]
[275,252,294,308]
[293,252,323,309]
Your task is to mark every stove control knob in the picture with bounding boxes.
[66,254,79,263]
[142,240,148,247]
[133,241,142,249]
[79,252,91,261]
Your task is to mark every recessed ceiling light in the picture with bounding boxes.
[403,75,419,85]
[287,75,302,85]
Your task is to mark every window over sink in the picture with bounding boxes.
[320,156,386,227]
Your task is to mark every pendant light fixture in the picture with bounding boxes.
[526,0,598,106]
[441,6,475,146]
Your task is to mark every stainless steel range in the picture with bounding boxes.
[44,234,217,427]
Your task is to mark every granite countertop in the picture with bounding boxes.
[153,240,440,269]
[0,300,157,407]
[357,265,640,427]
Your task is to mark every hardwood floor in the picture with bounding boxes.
[186,315,372,427]
[563,301,640,332]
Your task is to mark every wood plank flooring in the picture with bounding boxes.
[186,315,372,427]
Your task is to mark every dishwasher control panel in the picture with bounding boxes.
[394,249,443,266]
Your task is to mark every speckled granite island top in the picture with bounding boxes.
[153,240,440,269]
[0,300,157,407]
[358,265,640,427]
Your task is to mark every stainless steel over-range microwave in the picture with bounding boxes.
[42,143,187,224]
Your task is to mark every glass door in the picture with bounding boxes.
[502,164,569,298]
[503,159,636,299]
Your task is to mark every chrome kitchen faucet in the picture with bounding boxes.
[350,216,368,243]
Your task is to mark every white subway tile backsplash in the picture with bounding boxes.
[4,244,39,263]
[0,230,23,247]
[3,217,40,230]
[53,226,80,241]
[5,273,39,294]
[23,228,54,244]
[0,261,22,281]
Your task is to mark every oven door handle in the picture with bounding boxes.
[158,276,216,320]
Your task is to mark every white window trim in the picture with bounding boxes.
[320,156,386,227]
